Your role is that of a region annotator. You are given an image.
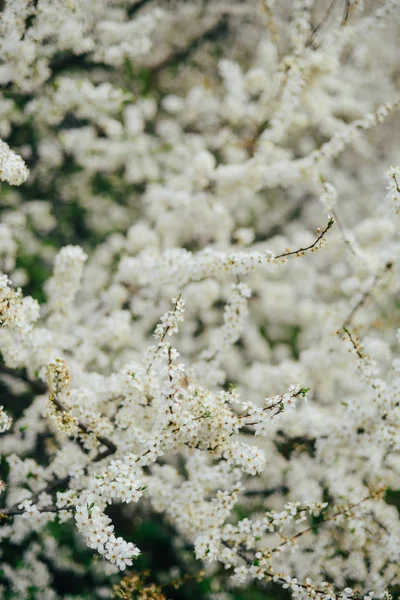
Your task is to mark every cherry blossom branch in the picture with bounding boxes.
[0,383,120,519]
[223,489,385,598]
[50,390,117,460]
[226,541,360,600]
[237,387,308,435]
[342,326,365,361]
[238,388,304,427]
[146,294,183,374]
[272,489,384,552]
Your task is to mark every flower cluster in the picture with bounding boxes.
[0,405,12,433]
[75,503,140,571]
[0,139,29,186]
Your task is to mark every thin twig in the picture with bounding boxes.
[275,218,334,259]
[342,262,393,330]
[307,0,339,46]
[392,173,400,195]
[341,0,360,27]
[342,326,365,360]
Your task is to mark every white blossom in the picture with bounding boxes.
[0,1,399,598]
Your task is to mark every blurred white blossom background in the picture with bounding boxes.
[0,1,400,599]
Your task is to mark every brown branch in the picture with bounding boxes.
[76,415,117,463]
[47,370,117,462]
[92,443,117,463]
[0,364,47,394]
[342,326,365,360]
[307,0,339,46]
[341,0,360,27]
[0,373,118,519]
[393,173,400,195]
[0,475,71,521]
[237,388,305,432]
[0,503,73,518]
[275,218,334,259]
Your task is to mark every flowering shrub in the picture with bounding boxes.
[0,1,400,599]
